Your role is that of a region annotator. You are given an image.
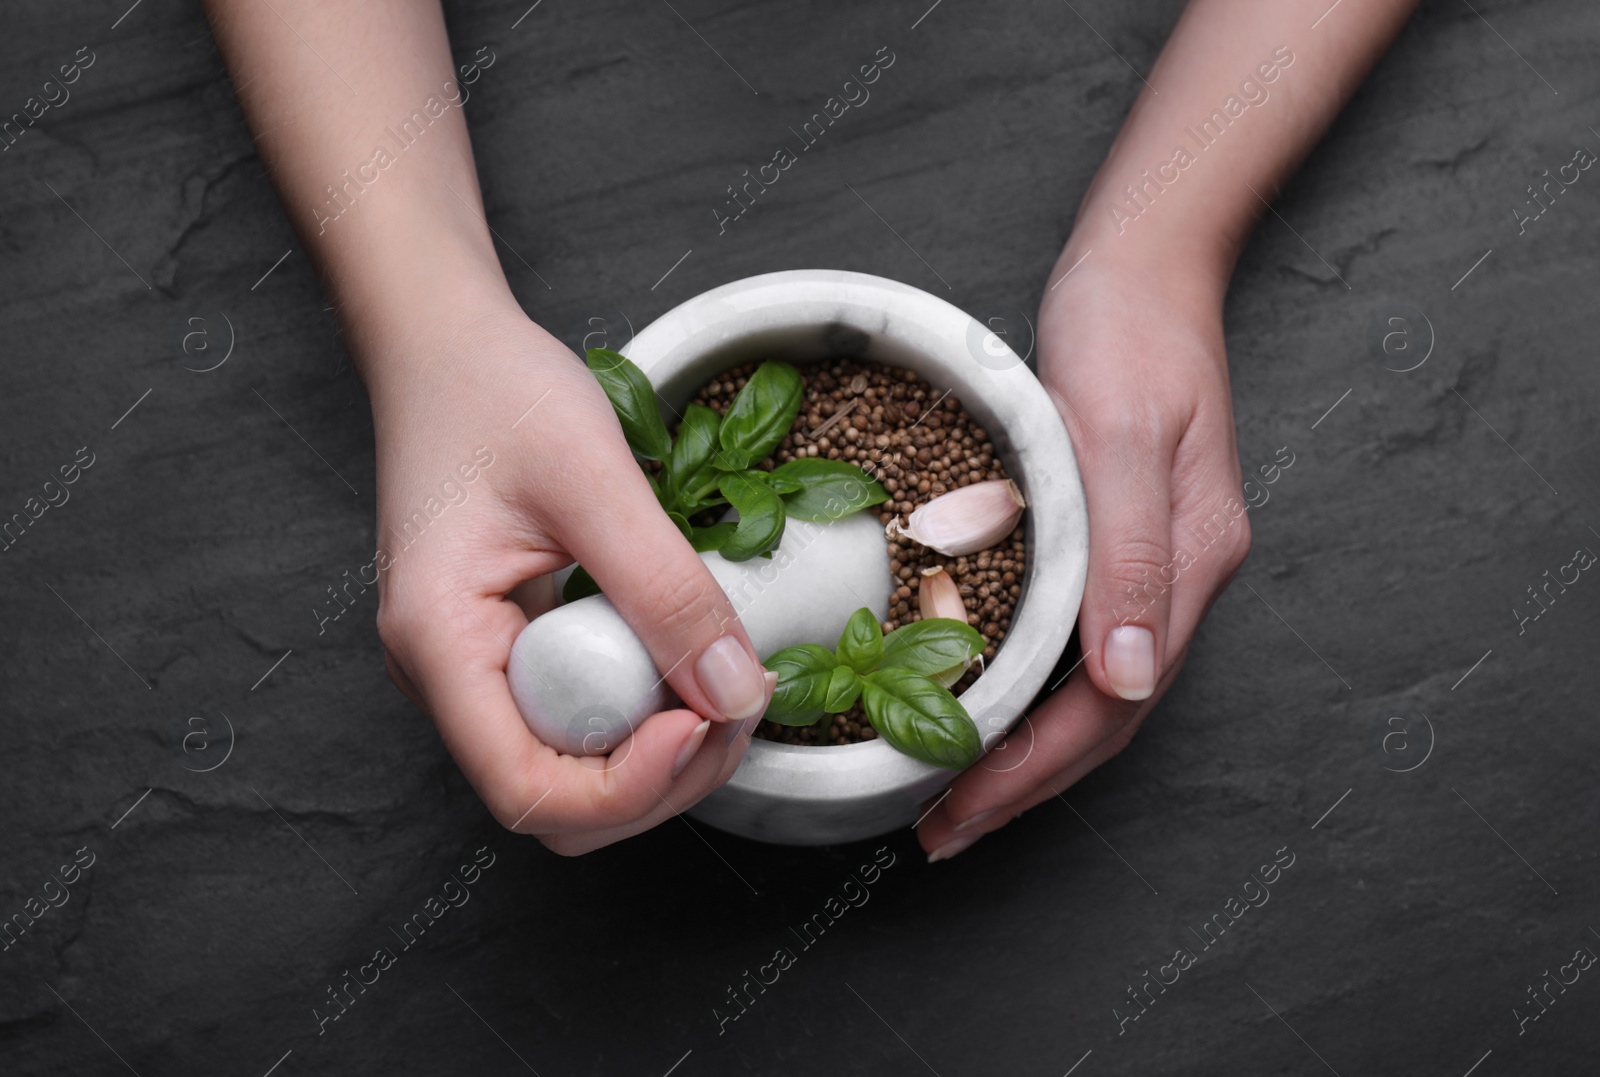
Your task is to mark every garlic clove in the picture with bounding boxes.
[887,479,1026,556]
[918,566,968,623]
[917,567,982,687]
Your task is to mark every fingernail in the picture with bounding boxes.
[927,832,981,863]
[1104,625,1156,701]
[725,673,776,745]
[672,719,712,778]
[696,636,768,721]
[952,808,997,833]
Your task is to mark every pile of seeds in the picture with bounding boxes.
[677,357,1025,746]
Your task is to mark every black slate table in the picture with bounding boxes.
[2,1,1597,1074]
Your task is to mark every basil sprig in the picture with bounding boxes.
[859,667,980,771]
[569,349,888,590]
[763,607,983,770]
[585,348,672,461]
[715,361,803,471]
[663,403,723,511]
[836,607,884,674]
[765,644,851,726]
[768,457,889,521]
[881,617,985,687]
[716,473,786,563]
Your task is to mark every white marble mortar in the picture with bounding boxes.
[624,269,1089,846]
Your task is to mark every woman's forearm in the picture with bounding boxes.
[1063,0,1419,292]
[202,0,512,365]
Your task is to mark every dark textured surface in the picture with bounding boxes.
[3,1,1598,1074]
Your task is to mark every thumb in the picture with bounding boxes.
[1075,440,1175,703]
[558,448,769,724]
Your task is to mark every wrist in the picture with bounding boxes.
[1045,220,1229,331]
[350,282,556,419]
[285,146,520,373]
[1039,208,1231,387]
[329,212,525,388]
[1064,186,1234,304]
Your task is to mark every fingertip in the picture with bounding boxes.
[671,719,713,778]
[629,707,709,746]
[632,707,736,797]
[952,808,998,833]
[724,670,777,746]
[607,707,706,782]
[560,490,764,725]
[927,831,981,863]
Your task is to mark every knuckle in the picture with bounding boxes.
[1181,494,1251,576]
[1225,515,1253,571]
[485,787,533,833]
[375,562,482,660]
[374,579,426,656]
[585,776,650,828]
[381,652,420,708]
[1092,397,1170,447]
[1099,536,1174,596]
[638,564,726,640]
[479,764,551,835]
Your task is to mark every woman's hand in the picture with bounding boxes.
[368,295,773,855]
[904,0,1419,862]
[204,0,781,853]
[916,252,1251,860]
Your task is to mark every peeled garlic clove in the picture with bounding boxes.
[918,566,967,623]
[888,479,1025,556]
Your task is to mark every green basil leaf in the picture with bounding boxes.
[749,470,805,496]
[764,644,840,726]
[717,473,786,562]
[585,347,671,461]
[835,607,884,675]
[822,665,862,713]
[689,522,736,552]
[664,403,722,510]
[880,617,985,679]
[860,667,981,770]
[711,447,752,472]
[718,361,802,468]
[666,510,693,538]
[768,457,889,521]
[562,565,601,602]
